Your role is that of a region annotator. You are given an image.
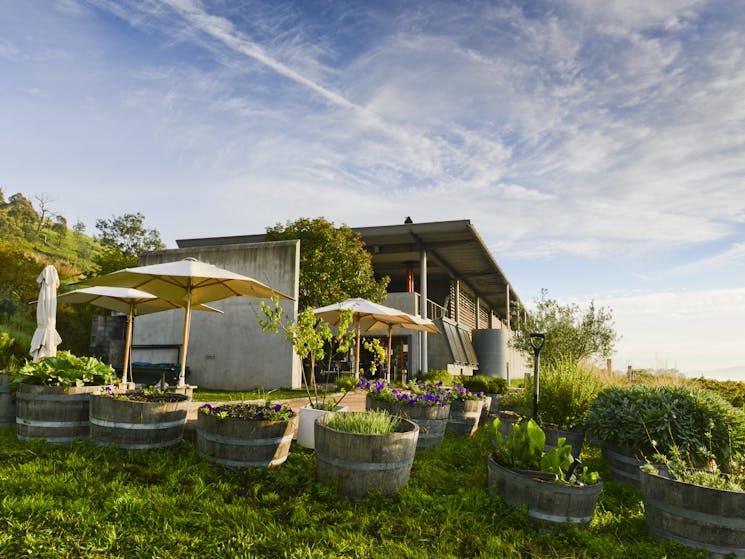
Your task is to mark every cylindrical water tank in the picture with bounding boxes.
[472,329,508,379]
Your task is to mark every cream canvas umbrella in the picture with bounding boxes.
[84,258,292,387]
[29,265,63,362]
[313,297,439,380]
[56,286,222,384]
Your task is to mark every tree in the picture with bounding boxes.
[511,289,618,367]
[94,213,164,274]
[265,217,389,309]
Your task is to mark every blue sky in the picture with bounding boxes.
[2,0,745,376]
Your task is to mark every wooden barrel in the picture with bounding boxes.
[16,383,100,443]
[197,412,296,468]
[0,374,15,429]
[602,444,644,487]
[543,425,585,459]
[640,465,745,558]
[315,413,419,500]
[447,399,484,436]
[487,454,603,526]
[366,395,449,450]
[89,393,189,449]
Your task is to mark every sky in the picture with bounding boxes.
[2,0,744,378]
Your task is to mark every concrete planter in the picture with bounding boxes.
[640,464,745,558]
[296,403,348,449]
[89,392,189,449]
[16,383,101,443]
[487,454,602,526]
[315,413,419,500]
[197,412,297,468]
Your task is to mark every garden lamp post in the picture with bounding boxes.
[529,332,546,422]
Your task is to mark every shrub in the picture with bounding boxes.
[459,375,507,395]
[418,369,452,384]
[584,384,745,466]
[692,377,745,409]
[526,358,603,430]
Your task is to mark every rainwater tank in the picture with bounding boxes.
[472,329,508,379]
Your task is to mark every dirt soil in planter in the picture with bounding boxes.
[206,403,295,420]
[123,392,188,403]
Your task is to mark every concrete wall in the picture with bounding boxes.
[131,241,302,390]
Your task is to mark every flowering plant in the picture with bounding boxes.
[357,378,450,407]
[99,384,186,403]
[448,384,484,401]
[199,402,295,422]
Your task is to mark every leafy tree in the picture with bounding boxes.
[94,213,164,274]
[5,193,37,238]
[511,289,618,367]
[265,217,389,309]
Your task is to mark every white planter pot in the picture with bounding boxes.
[296,403,348,449]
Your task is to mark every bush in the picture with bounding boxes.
[584,384,745,466]
[526,358,603,430]
[692,377,745,408]
[418,369,452,384]
[458,375,507,395]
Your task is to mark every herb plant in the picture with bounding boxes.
[12,351,117,387]
[326,410,401,434]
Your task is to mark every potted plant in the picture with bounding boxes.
[523,358,602,458]
[639,445,745,557]
[197,401,297,468]
[583,384,745,486]
[315,410,419,500]
[12,351,118,443]
[488,417,602,526]
[446,384,485,436]
[89,385,191,450]
[360,377,451,450]
[260,300,357,448]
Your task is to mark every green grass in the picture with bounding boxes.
[0,427,705,558]
[326,411,401,434]
[192,388,325,402]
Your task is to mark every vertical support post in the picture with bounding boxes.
[475,296,480,329]
[420,248,428,375]
[506,284,511,331]
[454,280,460,324]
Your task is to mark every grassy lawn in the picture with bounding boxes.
[192,388,316,402]
[0,427,704,558]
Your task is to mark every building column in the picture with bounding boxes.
[454,279,460,324]
[475,296,481,329]
[420,248,428,374]
[506,284,511,331]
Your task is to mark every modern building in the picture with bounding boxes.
[131,218,529,390]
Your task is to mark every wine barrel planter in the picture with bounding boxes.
[640,465,745,558]
[447,399,484,436]
[366,395,450,450]
[543,424,585,459]
[315,413,419,500]
[602,444,644,487]
[16,383,100,443]
[0,374,15,429]
[197,412,297,468]
[89,393,189,450]
[296,404,348,449]
[487,454,603,526]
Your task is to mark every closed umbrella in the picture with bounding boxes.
[314,298,439,380]
[56,286,222,384]
[29,265,62,362]
[84,258,292,387]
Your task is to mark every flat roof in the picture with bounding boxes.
[177,219,522,321]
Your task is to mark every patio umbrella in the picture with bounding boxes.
[84,258,292,387]
[29,265,62,362]
[362,313,440,382]
[313,298,439,380]
[55,286,222,384]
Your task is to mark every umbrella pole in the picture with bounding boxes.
[122,302,134,385]
[386,325,392,383]
[355,318,361,378]
[178,292,192,388]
